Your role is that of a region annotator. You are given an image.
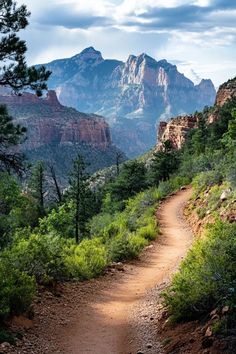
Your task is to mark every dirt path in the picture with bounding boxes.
[58,188,193,354]
[8,188,193,354]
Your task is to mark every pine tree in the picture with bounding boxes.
[0,0,50,95]
[69,155,89,243]
[28,161,46,217]
[0,1,51,172]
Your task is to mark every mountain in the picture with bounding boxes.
[156,76,236,151]
[0,90,125,179]
[40,47,216,157]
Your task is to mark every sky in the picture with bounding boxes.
[17,0,236,87]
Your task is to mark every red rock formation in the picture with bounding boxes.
[0,90,112,150]
[156,77,236,150]
[156,115,197,150]
[215,78,236,107]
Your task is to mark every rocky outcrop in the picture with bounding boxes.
[0,91,111,150]
[41,47,216,157]
[156,76,236,151]
[215,77,236,107]
[157,115,198,150]
[0,90,125,177]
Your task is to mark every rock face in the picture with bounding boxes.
[0,90,124,177]
[215,77,236,107]
[40,47,216,157]
[156,76,236,151]
[157,115,198,150]
[0,91,111,150]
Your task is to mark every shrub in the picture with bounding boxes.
[64,238,108,280]
[163,221,236,322]
[192,170,223,194]
[89,213,114,238]
[137,222,157,241]
[108,233,148,262]
[4,233,68,283]
[39,202,75,238]
[0,264,35,318]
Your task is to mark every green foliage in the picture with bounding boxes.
[148,143,179,186]
[0,264,35,318]
[68,154,98,242]
[0,105,26,173]
[28,161,46,217]
[0,329,22,345]
[136,223,157,241]
[0,0,50,95]
[39,201,75,238]
[106,160,147,210]
[4,233,68,283]
[64,238,108,280]
[192,170,223,194]
[88,213,115,238]
[0,173,23,247]
[108,233,148,262]
[163,221,236,322]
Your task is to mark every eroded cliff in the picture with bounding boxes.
[156,76,236,150]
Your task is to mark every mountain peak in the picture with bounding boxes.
[72,47,104,63]
[80,46,100,55]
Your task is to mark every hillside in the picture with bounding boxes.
[156,76,236,151]
[0,90,125,178]
[39,47,216,157]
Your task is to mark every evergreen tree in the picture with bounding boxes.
[0,0,50,95]
[0,104,26,173]
[49,164,62,204]
[148,140,179,186]
[68,155,90,243]
[0,1,50,173]
[28,161,46,217]
[192,112,207,154]
[108,160,147,207]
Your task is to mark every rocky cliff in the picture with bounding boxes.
[157,115,198,150]
[0,91,124,177]
[215,77,236,107]
[40,47,216,157]
[156,76,236,150]
[0,91,111,150]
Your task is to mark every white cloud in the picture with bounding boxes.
[16,0,236,86]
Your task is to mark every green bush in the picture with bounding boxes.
[163,221,236,322]
[192,170,223,194]
[39,201,75,238]
[0,264,35,318]
[4,233,68,283]
[136,222,157,241]
[108,233,148,262]
[89,213,115,238]
[64,238,108,280]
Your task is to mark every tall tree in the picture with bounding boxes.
[0,1,50,173]
[49,164,62,204]
[148,140,179,186]
[108,160,147,207]
[69,155,89,243]
[0,0,50,95]
[28,161,46,217]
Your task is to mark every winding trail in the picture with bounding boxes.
[58,188,193,354]
[9,188,193,354]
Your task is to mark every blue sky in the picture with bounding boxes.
[18,0,236,87]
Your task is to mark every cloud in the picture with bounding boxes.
[16,0,236,86]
